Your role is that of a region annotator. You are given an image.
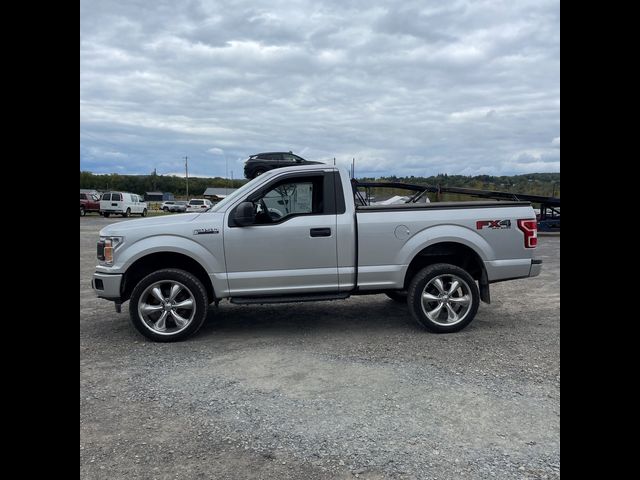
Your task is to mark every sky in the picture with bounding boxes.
[80,0,560,179]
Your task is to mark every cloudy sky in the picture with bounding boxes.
[80,0,559,179]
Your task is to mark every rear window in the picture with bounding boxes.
[111,193,122,201]
[102,193,111,201]
[190,200,204,205]
[80,194,86,199]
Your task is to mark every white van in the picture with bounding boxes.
[100,192,148,218]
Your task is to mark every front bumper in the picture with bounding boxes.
[92,272,123,300]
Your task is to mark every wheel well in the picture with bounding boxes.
[403,242,486,290]
[121,252,214,303]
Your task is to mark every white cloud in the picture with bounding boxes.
[80,0,559,178]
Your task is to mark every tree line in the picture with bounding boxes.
[358,172,560,199]
[80,171,245,196]
[80,170,559,198]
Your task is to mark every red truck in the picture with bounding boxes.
[80,191,101,216]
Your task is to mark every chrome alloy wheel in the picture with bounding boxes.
[138,280,196,335]
[420,274,473,327]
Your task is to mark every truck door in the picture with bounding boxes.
[224,172,339,296]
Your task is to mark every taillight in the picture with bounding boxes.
[517,219,538,248]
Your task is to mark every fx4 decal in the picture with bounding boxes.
[476,219,511,230]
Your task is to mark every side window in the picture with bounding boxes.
[102,193,111,201]
[265,153,282,162]
[255,176,323,223]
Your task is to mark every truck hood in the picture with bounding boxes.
[100,212,218,236]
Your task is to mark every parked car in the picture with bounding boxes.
[92,164,541,342]
[186,199,212,212]
[160,201,176,211]
[80,191,101,216]
[100,192,148,218]
[243,151,323,179]
[168,201,188,213]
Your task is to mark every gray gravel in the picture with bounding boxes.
[81,216,560,479]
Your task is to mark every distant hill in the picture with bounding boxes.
[80,171,559,199]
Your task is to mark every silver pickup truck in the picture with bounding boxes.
[92,165,541,342]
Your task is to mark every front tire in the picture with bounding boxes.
[129,269,209,342]
[407,263,479,333]
[80,206,85,217]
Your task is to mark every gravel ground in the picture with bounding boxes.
[80,216,560,479]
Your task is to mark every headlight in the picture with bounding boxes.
[97,236,124,266]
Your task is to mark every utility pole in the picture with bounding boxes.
[184,156,189,198]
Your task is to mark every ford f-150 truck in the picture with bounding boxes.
[92,165,541,342]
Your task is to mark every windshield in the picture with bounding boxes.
[208,175,265,212]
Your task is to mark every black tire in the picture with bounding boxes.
[253,168,267,178]
[123,208,131,218]
[80,206,85,217]
[407,263,480,333]
[162,207,168,211]
[141,209,147,217]
[129,268,209,342]
[385,291,407,303]
[103,212,110,218]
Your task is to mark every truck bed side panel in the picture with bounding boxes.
[355,203,536,289]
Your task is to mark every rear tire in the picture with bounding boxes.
[123,208,131,218]
[80,206,85,217]
[407,263,479,333]
[103,212,110,218]
[253,168,267,178]
[141,209,147,217]
[129,269,209,342]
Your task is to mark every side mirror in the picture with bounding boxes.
[234,201,255,226]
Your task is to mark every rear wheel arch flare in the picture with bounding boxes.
[404,241,486,289]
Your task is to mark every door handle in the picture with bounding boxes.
[310,228,331,237]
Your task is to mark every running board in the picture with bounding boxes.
[230,292,350,305]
